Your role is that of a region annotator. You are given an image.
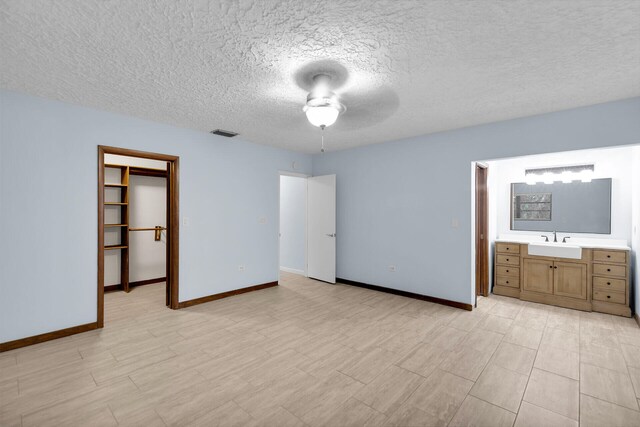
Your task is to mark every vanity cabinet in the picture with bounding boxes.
[522,259,554,294]
[494,242,631,317]
[494,243,521,298]
[554,262,587,300]
[522,259,587,298]
[520,250,591,311]
[591,249,630,317]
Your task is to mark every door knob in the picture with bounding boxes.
[325,233,336,237]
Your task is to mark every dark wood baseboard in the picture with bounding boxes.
[178,281,278,309]
[0,322,98,353]
[336,277,473,311]
[105,277,166,293]
[635,312,640,328]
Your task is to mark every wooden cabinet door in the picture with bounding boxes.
[523,259,554,294]
[554,262,587,300]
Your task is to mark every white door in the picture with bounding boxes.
[307,174,336,283]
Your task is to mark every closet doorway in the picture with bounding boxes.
[97,146,179,328]
[278,172,337,284]
[279,173,309,279]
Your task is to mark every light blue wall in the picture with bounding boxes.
[0,90,312,342]
[312,98,640,305]
[279,175,307,273]
[2,91,639,343]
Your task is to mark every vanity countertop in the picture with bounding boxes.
[495,235,631,251]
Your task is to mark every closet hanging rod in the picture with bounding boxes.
[128,227,167,231]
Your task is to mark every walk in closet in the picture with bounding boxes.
[103,155,168,298]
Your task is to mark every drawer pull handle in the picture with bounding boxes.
[506,270,509,273]
[607,282,611,285]
[506,281,509,284]
[554,266,558,269]
[607,268,611,272]
[607,255,611,258]
[549,265,553,269]
[607,295,611,299]
[506,259,509,261]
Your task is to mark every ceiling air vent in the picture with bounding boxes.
[210,129,238,138]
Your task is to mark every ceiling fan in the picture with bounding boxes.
[303,74,346,130]
[294,60,400,152]
[302,74,346,152]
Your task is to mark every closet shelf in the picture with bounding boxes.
[102,161,130,292]
[104,245,128,250]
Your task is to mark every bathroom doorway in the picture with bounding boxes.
[97,146,179,328]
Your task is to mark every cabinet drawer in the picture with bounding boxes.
[593,264,626,278]
[593,250,627,264]
[593,289,626,304]
[496,275,519,288]
[593,276,626,293]
[496,254,519,266]
[496,243,520,254]
[496,266,519,277]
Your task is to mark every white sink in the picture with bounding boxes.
[528,242,582,260]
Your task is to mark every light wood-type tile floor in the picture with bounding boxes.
[2,272,640,426]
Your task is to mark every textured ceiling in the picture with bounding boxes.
[1,1,639,153]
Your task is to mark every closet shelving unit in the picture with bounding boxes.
[103,164,130,292]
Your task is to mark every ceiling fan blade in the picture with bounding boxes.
[334,86,400,131]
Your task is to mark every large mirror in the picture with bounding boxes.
[511,178,611,234]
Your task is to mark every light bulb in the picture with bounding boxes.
[305,106,339,128]
[542,172,554,184]
[561,171,573,183]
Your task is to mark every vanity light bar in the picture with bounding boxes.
[524,164,594,176]
[525,164,594,185]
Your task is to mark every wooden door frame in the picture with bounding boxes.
[98,146,180,328]
[475,164,489,297]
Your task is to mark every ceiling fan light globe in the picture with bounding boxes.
[305,105,339,128]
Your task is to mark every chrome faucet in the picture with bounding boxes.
[541,235,549,242]
[552,231,557,242]
[562,236,570,243]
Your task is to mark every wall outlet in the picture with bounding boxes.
[451,218,459,229]
[258,216,267,224]
[182,217,190,227]
[238,265,245,272]
[389,265,396,272]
